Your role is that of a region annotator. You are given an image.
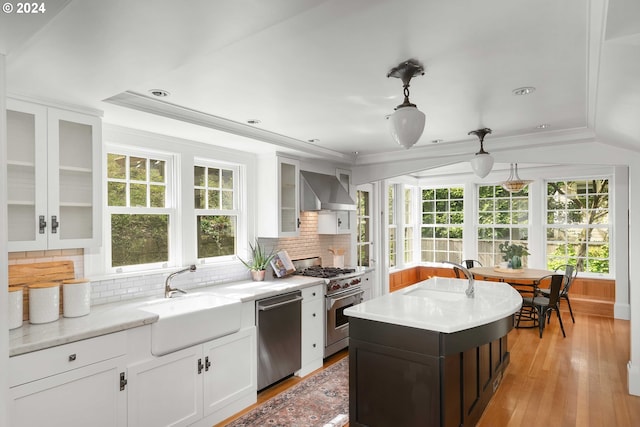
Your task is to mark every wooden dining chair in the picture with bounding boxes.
[538,264,578,323]
[517,274,567,338]
[462,259,483,269]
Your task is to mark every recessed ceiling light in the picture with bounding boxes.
[149,89,170,97]
[536,123,551,129]
[247,119,261,124]
[512,86,536,96]
[431,139,443,144]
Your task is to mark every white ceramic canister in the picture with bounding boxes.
[62,278,91,318]
[28,282,60,324]
[8,286,23,330]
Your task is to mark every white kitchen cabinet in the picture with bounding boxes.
[299,284,324,376]
[9,332,127,427]
[127,327,257,427]
[257,154,300,237]
[317,210,352,234]
[202,327,256,420]
[361,271,375,301]
[6,98,102,251]
[127,345,203,427]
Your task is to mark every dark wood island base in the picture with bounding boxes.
[348,314,514,427]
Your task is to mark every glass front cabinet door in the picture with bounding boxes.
[6,99,102,251]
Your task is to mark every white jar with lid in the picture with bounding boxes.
[8,286,23,330]
[62,278,91,318]
[28,282,60,324]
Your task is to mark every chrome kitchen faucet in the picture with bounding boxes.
[165,265,196,298]
[442,261,475,298]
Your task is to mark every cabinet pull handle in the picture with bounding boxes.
[51,215,59,234]
[338,218,342,227]
[205,356,211,371]
[68,354,77,362]
[297,218,301,228]
[39,216,47,234]
[120,372,127,391]
[197,358,204,374]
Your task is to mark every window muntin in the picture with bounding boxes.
[421,187,464,263]
[477,185,529,267]
[403,188,414,264]
[388,184,396,268]
[357,189,371,267]
[107,152,172,270]
[194,162,239,260]
[546,179,609,273]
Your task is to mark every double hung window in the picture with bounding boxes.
[106,151,173,271]
[194,162,239,260]
[545,178,609,273]
[477,185,529,267]
[421,187,464,263]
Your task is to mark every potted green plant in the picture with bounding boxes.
[239,240,275,281]
[498,242,530,269]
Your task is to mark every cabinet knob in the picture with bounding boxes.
[312,313,316,317]
[312,343,316,348]
[68,354,77,362]
[312,292,316,297]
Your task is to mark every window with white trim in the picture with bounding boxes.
[403,187,415,264]
[477,185,529,267]
[388,184,396,268]
[545,178,610,273]
[194,161,239,260]
[421,187,464,263]
[106,151,173,271]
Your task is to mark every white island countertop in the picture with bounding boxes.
[345,277,522,333]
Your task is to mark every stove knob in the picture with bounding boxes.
[331,284,341,291]
[343,282,350,289]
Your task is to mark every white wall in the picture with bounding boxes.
[1,53,9,427]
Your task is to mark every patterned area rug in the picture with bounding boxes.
[225,357,349,427]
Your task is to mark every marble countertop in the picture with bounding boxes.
[9,275,324,356]
[344,276,522,333]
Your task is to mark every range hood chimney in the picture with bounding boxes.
[300,170,356,211]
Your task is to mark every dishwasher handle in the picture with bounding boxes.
[258,295,304,311]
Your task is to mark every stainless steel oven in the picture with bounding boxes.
[325,286,364,357]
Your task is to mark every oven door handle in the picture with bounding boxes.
[326,290,364,311]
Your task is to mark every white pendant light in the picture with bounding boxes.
[388,106,426,149]
[501,163,533,193]
[387,59,425,149]
[468,128,494,178]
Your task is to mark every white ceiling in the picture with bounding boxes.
[2,0,639,173]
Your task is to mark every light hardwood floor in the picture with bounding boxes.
[218,313,640,427]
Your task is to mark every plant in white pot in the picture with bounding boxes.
[239,240,275,281]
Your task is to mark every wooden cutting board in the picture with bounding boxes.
[8,261,75,321]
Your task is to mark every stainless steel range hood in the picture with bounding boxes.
[300,170,356,211]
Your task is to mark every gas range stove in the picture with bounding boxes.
[292,257,364,295]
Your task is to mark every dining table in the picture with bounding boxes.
[469,266,556,328]
[469,266,555,284]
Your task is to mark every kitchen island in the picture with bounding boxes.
[344,277,522,427]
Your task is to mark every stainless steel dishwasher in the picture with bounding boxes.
[256,291,303,390]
